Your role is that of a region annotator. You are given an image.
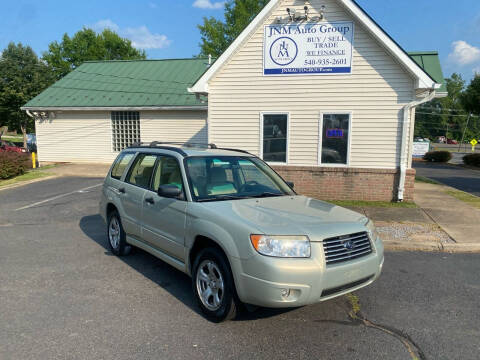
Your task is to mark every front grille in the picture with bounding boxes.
[323,231,372,265]
[321,275,374,298]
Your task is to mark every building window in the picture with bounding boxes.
[320,113,351,165]
[261,113,288,163]
[111,111,140,152]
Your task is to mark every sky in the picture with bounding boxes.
[1,0,479,82]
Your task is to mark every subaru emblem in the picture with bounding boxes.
[343,240,355,250]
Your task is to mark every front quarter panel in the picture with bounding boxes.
[185,203,262,271]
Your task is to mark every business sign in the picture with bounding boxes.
[263,21,354,76]
[412,142,430,158]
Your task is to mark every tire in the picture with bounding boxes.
[192,247,239,322]
[107,210,131,256]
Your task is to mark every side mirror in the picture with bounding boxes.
[157,185,182,199]
[286,181,294,189]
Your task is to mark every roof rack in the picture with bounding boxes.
[127,141,254,157]
[215,147,253,155]
[128,141,218,156]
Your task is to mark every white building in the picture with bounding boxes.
[23,0,446,201]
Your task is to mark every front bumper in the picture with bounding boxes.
[230,238,384,308]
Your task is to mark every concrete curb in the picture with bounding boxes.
[0,175,58,192]
[384,241,480,253]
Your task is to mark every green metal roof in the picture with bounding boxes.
[24,53,446,109]
[23,58,210,109]
[408,51,447,93]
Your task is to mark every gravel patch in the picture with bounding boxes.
[375,221,454,244]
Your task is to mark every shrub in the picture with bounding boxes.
[0,152,32,179]
[423,151,452,163]
[463,153,480,167]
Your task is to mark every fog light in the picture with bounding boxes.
[281,288,291,298]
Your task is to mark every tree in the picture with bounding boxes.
[0,43,55,147]
[43,28,146,79]
[463,74,480,115]
[414,73,471,141]
[198,0,270,57]
[462,74,480,140]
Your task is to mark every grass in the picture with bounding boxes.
[0,169,54,188]
[2,135,23,142]
[444,189,480,209]
[329,200,418,208]
[415,175,441,185]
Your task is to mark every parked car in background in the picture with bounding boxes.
[100,143,384,322]
[447,139,458,145]
[414,137,430,142]
[0,140,25,153]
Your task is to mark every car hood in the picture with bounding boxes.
[201,195,368,241]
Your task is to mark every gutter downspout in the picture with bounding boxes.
[25,109,34,118]
[398,89,436,201]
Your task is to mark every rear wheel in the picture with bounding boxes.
[107,210,131,256]
[192,247,238,322]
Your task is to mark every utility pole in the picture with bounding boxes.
[459,113,472,152]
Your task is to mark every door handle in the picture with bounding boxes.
[118,187,126,194]
[145,197,155,205]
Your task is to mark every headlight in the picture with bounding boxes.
[250,235,311,258]
[365,219,380,241]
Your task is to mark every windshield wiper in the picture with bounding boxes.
[197,195,245,202]
[249,192,284,198]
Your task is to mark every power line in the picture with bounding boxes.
[415,111,479,118]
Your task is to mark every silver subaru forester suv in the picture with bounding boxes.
[100,142,384,322]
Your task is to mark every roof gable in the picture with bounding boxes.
[23,59,210,110]
[190,0,439,93]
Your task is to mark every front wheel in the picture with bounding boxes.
[192,248,239,322]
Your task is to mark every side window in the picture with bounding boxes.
[262,113,288,163]
[127,154,157,188]
[111,153,135,180]
[152,156,184,192]
[320,113,351,165]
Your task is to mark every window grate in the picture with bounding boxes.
[111,111,140,152]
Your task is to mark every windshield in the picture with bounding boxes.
[184,156,295,202]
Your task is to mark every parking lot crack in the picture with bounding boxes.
[346,294,426,360]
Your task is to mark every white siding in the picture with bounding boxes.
[35,110,208,163]
[35,111,114,163]
[141,111,208,144]
[207,0,416,169]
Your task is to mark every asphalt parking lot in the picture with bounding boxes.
[1,177,479,360]
[413,161,480,196]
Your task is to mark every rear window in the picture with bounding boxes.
[111,153,135,180]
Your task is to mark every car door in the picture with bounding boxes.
[119,153,158,239]
[141,155,187,261]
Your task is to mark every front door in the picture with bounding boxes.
[141,155,187,261]
[120,153,157,239]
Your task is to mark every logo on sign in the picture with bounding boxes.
[270,37,298,66]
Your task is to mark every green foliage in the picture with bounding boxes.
[415,73,480,141]
[423,151,452,163]
[42,28,146,79]
[0,43,55,140]
[463,153,480,167]
[0,152,32,179]
[198,0,270,57]
[462,75,480,115]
